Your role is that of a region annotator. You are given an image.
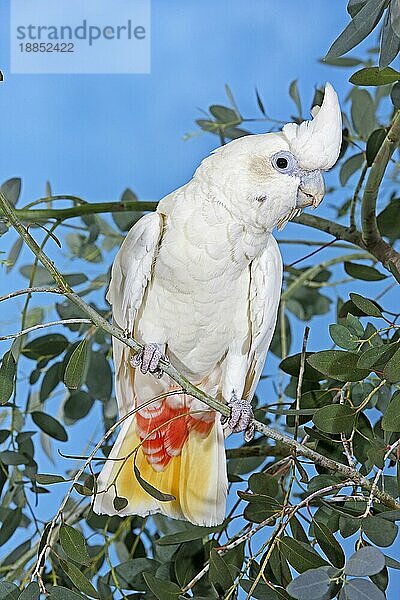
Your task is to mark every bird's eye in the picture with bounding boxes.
[271,151,298,175]
[276,157,288,169]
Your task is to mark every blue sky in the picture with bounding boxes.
[0,0,399,597]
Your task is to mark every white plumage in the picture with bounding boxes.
[93,82,342,525]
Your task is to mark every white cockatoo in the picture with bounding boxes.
[93,83,342,526]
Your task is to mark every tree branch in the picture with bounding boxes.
[294,212,400,270]
[361,111,400,245]
[1,190,399,511]
[360,110,400,270]
[1,200,158,222]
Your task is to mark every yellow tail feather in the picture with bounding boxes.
[93,415,227,526]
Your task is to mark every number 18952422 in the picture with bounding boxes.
[19,42,74,52]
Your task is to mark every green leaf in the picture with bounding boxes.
[344,546,386,576]
[19,582,40,600]
[64,339,88,389]
[31,412,68,442]
[0,351,16,405]
[134,462,175,502]
[0,582,21,600]
[329,324,359,350]
[366,128,387,166]
[344,262,387,281]
[22,333,68,361]
[326,0,387,59]
[209,548,234,593]
[322,56,363,66]
[349,293,383,318]
[350,66,400,86]
[339,153,364,186]
[248,472,279,496]
[391,81,400,108]
[313,521,345,567]
[379,9,400,68]
[388,260,400,283]
[0,508,22,546]
[289,80,302,117]
[19,265,87,287]
[341,577,385,599]
[61,560,99,598]
[351,89,377,139]
[307,350,370,382]
[113,495,128,511]
[143,572,181,600]
[59,524,91,566]
[63,391,93,422]
[6,237,23,273]
[209,105,239,123]
[86,350,112,401]
[279,537,328,573]
[0,450,29,465]
[382,392,400,430]
[39,362,62,402]
[35,473,68,485]
[1,178,21,206]
[156,523,223,545]
[255,88,266,115]
[241,579,285,599]
[48,586,86,600]
[313,404,356,435]
[279,353,323,381]
[357,342,399,369]
[270,310,292,358]
[377,199,400,242]
[112,188,143,231]
[74,483,93,496]
[383,348,400,383]
[362,516,398,547]
[103,558,159,589]
[286,566,331,600]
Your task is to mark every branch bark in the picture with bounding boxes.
[1,190,399,511]
[360,110,400,270]
[1,200,158,222]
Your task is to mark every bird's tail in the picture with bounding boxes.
[93,408,228,526]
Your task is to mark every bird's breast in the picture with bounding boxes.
[136,206,253,377]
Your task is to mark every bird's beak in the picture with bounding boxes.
[296,170,325,209]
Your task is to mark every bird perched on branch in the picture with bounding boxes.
[93,83,342,525]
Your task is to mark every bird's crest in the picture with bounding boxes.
[282,82,342,171]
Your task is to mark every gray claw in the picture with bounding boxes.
[130,343,166,378]
[222,393,255,442]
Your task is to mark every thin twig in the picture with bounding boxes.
[294,327,309,442]
[0,287,62,303]
[0,319,91,341]
[350,162,368,230]
[335,383,356,468]
[361,438,400,518]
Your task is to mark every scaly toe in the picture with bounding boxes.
[130,344,165,376]
[226,394,254,440]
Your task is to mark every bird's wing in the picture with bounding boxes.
[106,212,164,415]
[244,235,283,401]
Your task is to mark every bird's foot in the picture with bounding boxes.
[130,343,167,379]
[221,393,255,442]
